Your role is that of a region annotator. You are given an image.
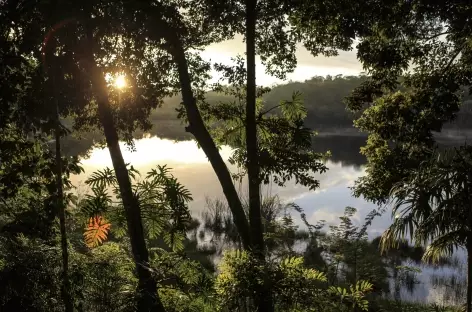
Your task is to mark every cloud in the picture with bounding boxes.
[201,36,362,86]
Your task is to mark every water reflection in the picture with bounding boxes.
[72,134,467,306]
[72,136,370,219]
[313,135,367,168]
[430,270,467,306]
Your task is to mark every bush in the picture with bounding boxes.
[215,250,373,312]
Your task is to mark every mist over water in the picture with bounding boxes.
[71,134,467,305]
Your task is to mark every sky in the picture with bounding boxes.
[200,35,363,86]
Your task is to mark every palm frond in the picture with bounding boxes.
[126,164,140,181]
[422,230,466,263]
[81,164,192,250]
[106,206,128,238]
[384,146,472,262]
[140,202,166,239]
[140,166,192,247]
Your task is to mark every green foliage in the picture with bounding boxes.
[70,242,137,312]
[382,146,472,262]
[344,0,472,205]
[215,250,373,312]
[86,168,118,190]
[0,125,82,203]
[186,0,344,80]
[322,207,390,294]
[159,288,214,312]
[327,281,372,311]
[202,59,328,190]
[82,165,192,251]
[148,248,215,312]
[0,235,63,312]
[4,0,472,311]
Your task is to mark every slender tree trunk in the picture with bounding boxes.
[55,106,74,312]
[170,40,251,250]
[245,0,264,257]
[79,52,166,312]
[353,243,358,284]
[245,1,273,311]
[44,9,74,310]
[144,0,252,250]
[467,236,472,312]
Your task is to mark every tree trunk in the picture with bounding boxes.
[170,40,251,251]
[44,9,74,310]
[80,53,166,312]
[245,0,264,257]
[55,107,74,312]
[467,237,472,312]
[245,1,273,311]
[142,0,252,250]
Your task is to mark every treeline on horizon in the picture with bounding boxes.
[63,75,472,158]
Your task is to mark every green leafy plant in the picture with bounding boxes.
[215,250,373,312]
[81,165,192,251]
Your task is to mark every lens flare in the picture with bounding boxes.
[114,74,126,89]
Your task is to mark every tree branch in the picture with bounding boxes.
[442,42,467,75]
[258,103,284,119]
[422,31,450,41]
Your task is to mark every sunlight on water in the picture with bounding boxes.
[73,136,370,220]
[73,137,243,215]
[80,137,234,168]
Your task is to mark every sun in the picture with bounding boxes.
[114,74,126,89]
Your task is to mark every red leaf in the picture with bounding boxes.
[84,216,111,248]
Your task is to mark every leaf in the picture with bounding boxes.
[164,232,185,252]
[80,185,112,217]
[280,91,307,121]
[85,168,117,188]
[126,163,140,181]
[84,216,111,248]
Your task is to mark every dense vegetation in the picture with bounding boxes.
[1,0,472,312]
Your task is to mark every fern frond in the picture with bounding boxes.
[164,232,185,252]
[146,165,171,181]
[107,207,127,238]
[84,216,111,248]
[140,203,166,239]
[85,168,117,188]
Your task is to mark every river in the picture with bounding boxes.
[70,134,467,306]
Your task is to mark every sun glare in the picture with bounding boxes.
[114,74,126,89]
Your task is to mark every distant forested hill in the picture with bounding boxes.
[144,75,472,136]
[62,75,472,157]
[264,75,365,130]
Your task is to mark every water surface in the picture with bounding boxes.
[71,135,466,306]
